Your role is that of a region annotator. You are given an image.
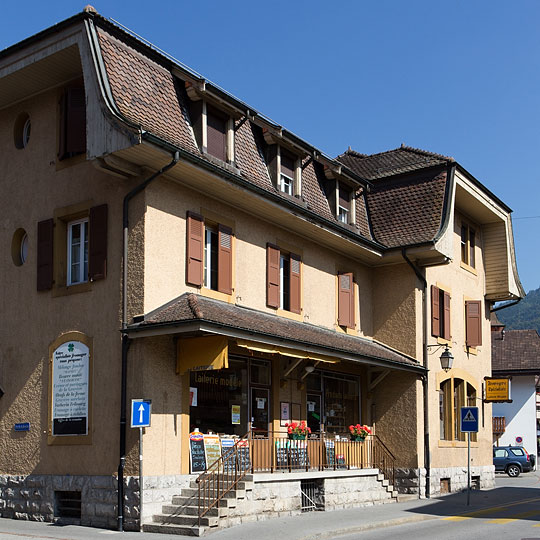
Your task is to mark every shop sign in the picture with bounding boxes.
[189,431,206,473]
[14,422,30,432]
[52,341,89,436]
[204,434,221,467]
[484,378,511,402]
[231,405,241,424]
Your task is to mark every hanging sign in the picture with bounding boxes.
[51,341,89,436]
[484,377,511,402]
[189,431,206,473]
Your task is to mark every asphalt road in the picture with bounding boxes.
[337,469,540,540]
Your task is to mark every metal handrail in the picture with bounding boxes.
[196,432,251,526]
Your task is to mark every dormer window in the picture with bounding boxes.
[58,84,86,161]
[279,150,295,195]
[338,183,351,224]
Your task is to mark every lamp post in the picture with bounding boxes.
[439,345,454,372]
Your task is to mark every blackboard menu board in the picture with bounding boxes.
[289,445,308,469]
[236,441,251,472]
[275,440,308,469]
[189,432,206,473]
[204,435,221,469]
[221,438,236,473]
[276,441,288,469]
[325,441,335,467]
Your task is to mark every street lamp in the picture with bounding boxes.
[439,345,454,372]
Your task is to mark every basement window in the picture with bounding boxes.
[55,491,81,519]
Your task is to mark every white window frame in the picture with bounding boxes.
[67,218,88,286]
[204,226,217,290]
[279,172,294,195]
[338,206,349,224]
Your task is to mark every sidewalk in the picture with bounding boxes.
[0,474,538,540]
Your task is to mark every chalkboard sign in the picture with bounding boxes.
[221,438,236,473]
[276,440,288,469]
[204,434,221,469]
[189,432,206,473]
[236,440,251,472]
[325,441,335,467]
[289,441,308,469]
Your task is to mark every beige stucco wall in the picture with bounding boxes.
[426,210,492,469]
[0,89,132,475]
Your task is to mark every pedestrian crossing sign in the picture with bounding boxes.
[460,406,479,433]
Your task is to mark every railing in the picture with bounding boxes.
[492,416,506,434]
[196,429,396,523]
[196,433,251,526]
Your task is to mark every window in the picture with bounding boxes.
[266,244,301,314]
[14,112,31,149]
[338,183,351,224]
[36,204,107,291]
[206,105,227,161]
[186,212,233,294]
[460,223,476,268]
[279,149,295,195]
[465,300,482,347]
[59,85,86,161]
[337,272,355,329]
[431,285,451,340]
[67,219,88,285]
[440,378,477,442]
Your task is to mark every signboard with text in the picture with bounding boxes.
[51,341,89,436]
[484,377,511,402]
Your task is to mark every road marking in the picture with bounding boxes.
[486,509,540,524]
[442,496,540,522]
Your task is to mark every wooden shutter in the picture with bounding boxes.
[186,212,204,286]
[431,285,440,337]
[338,183,351,212]
[89,204,108,281]
[189,99,203,149]
[207,106,227,161]
[465,300,482,347]
[266,244,280,308]
[280,150,295,178]
[37,218,54,291]
[66,87,86,156]
[443,291,451,340]
[338,272,354,328]
[289,253,301,314]
[217,224,233,294]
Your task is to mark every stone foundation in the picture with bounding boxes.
[141,474,193,523]
[395,465,495,497]
[0,474,140,531]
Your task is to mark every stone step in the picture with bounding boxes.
[142,522,205,537]
[396,493,418,503]
[162,504,226,517]
[171,495,236,508]
[189,479,252,491]
[152,513,219,527]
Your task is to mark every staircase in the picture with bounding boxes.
[142,476,253,537]
[377,472,398,500]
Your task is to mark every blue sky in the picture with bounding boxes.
[3,1,539,292]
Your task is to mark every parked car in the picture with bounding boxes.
[493,446,533,477]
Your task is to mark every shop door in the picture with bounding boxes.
[306,394,322,433]
[250,387,270,434]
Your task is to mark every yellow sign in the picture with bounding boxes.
[484,378,511,402]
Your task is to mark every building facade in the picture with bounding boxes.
[0,6,523,532]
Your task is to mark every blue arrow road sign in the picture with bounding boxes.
[460,406,479,433]
[131,399,151,428]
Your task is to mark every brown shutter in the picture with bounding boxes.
[266,244,280,308]
[280,149,295,178]
[443,291,451,340]
[37,219,54,291]
[267,144,278,186]
[217,224,233,294]
[207,106,227,161]
[65,87,86,156]
[186,212,204,286]
[189,99,203,149]
[89,204,108,281]
[338,272,354,328]
[466,300,482,347]
[338,183,351,212]
[431,285,440,337]
[289,253,301,314]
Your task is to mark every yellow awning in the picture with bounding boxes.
[177,336,228,375]
[236,339,338,364]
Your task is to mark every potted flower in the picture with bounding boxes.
[286,421,311,440]
[349,424,371,442]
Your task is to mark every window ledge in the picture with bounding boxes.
[200,288,234,303]
[336,325,357,336]
[460,262,478,276]
[276,309,303,322]
[201,151,241,175]
[437,337,452,346]
[438,440,478,448]
[52,282,93,297]
[464,345,479,356]
[56,152,86,171]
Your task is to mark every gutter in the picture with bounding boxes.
[490,298,522,313]
[401,249,430,499]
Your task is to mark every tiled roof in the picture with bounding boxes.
[338,146,454,181]
[492,329,540,372]
[132,293,421,370]
[367,170,448,248]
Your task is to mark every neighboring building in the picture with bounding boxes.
[492,322,540,463]
[0,6,524,534]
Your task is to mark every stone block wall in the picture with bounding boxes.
[0,474,140,531]
[141,474,192,523]
[324,474,392,509]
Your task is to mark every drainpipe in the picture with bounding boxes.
[402,249,430,499]
[118,151,180,531]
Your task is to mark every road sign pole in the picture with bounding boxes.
[139,426,143,531]
[467,432,471,506]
